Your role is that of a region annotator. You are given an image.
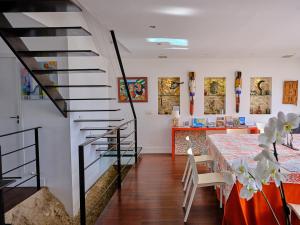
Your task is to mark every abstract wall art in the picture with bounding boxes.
[118,77,148,102]
[188,72,196,116]
[282,81,298,105]
[250,77,272,114]
[204,77,226,114]
[21,61,58,100]
[158,77,181,115]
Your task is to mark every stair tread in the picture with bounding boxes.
[98,147,143,157]
[80,127,127,131]
[66,109,120,112]
[0,27,91,37]
[56,98,116,101]
[91,141,133,146]
[45,85,111,88]
[86,133,130,139]
[74,119,124,122]
[0,0,81,12]
[18,50,99,57]
[32,68,106,74]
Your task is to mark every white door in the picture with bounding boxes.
[0,57,22,178]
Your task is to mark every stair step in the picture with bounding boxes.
[18,50,99,57]
[1,0,81,12]
[91,141,132,146]
[86,133,130,139]
[80,127,127,131]
[32,68,106,74]
[56,98,116,101]
[0,27,91,37]
[74,119,124,122]
[66,109,120,112]
[45,85,111,88]
[98,147,143,157]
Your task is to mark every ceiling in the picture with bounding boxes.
[78,0,300,59]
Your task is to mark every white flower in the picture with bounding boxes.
[277,111,300,135]
[258,117,285,148]
[268,162,285,187]
[239,178,259,200]
[232,159,250,185]
[254,149,277,164]
[223,171,236,185]
[254,158,272,186]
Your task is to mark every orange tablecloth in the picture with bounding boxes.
[207,134,300,225]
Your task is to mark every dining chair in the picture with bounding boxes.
[287,203,300,223]
[183,148,226,223]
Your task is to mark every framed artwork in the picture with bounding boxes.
[158,77,180,115]
[282,81,298,105]
[21,61,58,100]
[118,77,148,102]
[250,77,272,114]
[204,77,226,114]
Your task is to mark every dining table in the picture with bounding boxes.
[207,134,300,225]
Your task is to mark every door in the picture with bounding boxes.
[0,57,22,179]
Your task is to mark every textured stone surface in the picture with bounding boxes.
[5,188,73,225]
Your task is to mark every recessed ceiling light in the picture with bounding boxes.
[156,7,197,16]
[282,54,295,58]
[166,47,189,50]
[149,25,156,29]
[147,38,188,47]
[158,55,168,59]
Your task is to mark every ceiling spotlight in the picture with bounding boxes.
[156,7,197,16]
[158,55,168,59]
[282,54,295,58]
[149,25,156,29]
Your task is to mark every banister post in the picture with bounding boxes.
[34,128,41,190]
[78,146,86,225]
[117,128,122,189]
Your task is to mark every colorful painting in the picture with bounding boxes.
[250,77,272,114]
[118,77,148,102]
[21,61,58,100]
[158,77,181,115]
[204,77,226,114]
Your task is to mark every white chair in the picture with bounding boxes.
[226,129,249,134]
[182,154,214,191]
[287,203,300,223]
[183,148,226,223]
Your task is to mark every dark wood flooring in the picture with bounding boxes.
[95,154,223,225]
[3,187,37,212]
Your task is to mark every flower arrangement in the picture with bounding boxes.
[226,112,300,225]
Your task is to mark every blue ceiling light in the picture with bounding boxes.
[146,38,188,47]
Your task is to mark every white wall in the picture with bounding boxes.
[113,58,300,153]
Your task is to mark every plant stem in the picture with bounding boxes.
[273,142,291,225]
[261,190,281,225]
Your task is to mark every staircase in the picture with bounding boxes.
[0,0,141,158]
[0,1,141,224]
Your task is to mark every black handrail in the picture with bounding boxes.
[0,127,41,225]
[110,30,138,163]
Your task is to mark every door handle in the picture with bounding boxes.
[10,115,20,124]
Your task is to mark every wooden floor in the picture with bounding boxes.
[95,154,223,225]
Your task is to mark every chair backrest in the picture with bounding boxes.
[187,148,199,185]
[256,123,265,134]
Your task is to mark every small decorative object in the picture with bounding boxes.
[21,61,58,100]
[239,117,246,126]
[250,77,272,114]
[235,71,242,113]
[204,77,226,114]
[172,109,180,127]
[233,117,240,127]
[207,117,217,128]
[225,116,234,127]
[118,77,148,102]
[188,72,196,116]
[282,81,298,105]
[192,118,206,128]
[158,77,180,115]
[216,117,225,127]
[224,112,300,225]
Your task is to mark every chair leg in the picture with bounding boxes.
[184,185,197,223]
[183,167,192,191]
[182,175,192,207]
[182,158,190,183]
[220,185,223,208]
